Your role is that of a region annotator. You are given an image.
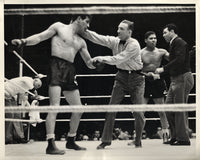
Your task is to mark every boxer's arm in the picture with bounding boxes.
[158,48,169,61]
[163,49,169,61]
[12,22,59,47]
[79,40,96,69]
[24,22,59,45]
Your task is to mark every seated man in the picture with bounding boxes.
[5,76,42,144]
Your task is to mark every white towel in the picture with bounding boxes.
[29,100,43,127]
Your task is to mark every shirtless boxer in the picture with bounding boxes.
[141,31,170,143]
[11,15,95,155]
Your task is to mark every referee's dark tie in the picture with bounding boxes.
[119,40,126,45]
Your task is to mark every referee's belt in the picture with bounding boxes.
[118,69,143,75]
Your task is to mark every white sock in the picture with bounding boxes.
[67,133,76,137]
[46,134,55,140]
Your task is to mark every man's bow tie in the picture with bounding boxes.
[119,40,126,45]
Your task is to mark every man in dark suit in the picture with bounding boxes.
[155,23,194,145]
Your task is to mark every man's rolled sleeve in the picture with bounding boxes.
[102,43,140,65]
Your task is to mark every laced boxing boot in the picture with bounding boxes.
[66,136,86,150]
[96,142,111,149]
[46,138,65,155]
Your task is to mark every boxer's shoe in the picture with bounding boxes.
[46,138,65,155]
[97,142,111,149]
[66,137,86,150]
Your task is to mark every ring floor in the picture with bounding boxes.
[5,138,197,160]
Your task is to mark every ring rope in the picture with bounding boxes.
[80,93,196,99]
[76,74,116,77]
[5,103,196,113]
[76,73,196,77]
[78,94,196,99]
[5,118,45,123]
[5,117,196,123]
[4,5,195,15]
[39,93,195,100]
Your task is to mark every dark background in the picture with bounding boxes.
[4,4,196,140]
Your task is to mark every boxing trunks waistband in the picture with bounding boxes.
[50,56,73,64]
[118,68,142,75]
